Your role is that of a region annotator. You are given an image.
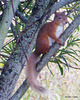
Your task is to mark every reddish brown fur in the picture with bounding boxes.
[35,12,67,54]
[27,11,67,93]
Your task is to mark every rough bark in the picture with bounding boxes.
[15,11,28,23]
[0,0,20,51]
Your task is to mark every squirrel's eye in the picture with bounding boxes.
[59,16,62,19]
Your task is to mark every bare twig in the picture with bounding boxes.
[22,0,32,12]
[2,38,15,48]
[15,11,28,23]
[67,3,79,16]
[11,23,18,41]
[11,0,28,60]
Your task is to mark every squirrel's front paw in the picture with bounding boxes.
[58,40,65,46]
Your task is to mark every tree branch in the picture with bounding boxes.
[0,0,20,51]
[11,23,18,41]
[22,0,32,12]
[15,11,28,23]
[9,80,29,100]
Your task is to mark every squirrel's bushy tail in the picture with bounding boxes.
[27,51,47,93]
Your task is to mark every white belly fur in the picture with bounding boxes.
[48,25,63,46]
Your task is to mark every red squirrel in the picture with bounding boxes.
[27,11,67,93]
